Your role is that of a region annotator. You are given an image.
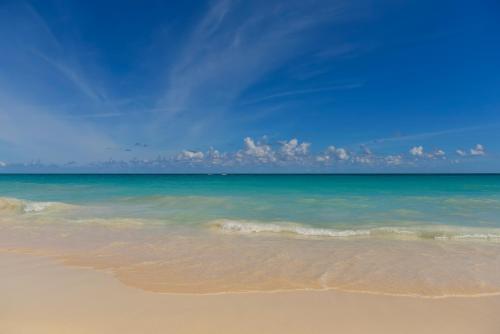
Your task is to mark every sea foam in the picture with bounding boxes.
[213,219,500,241]
[214,219,370,237]
[23,201,57,213]
[0,197,69,214]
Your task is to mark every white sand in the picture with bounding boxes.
[1,252,499,334]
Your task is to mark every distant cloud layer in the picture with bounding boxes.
[0,137,487,172]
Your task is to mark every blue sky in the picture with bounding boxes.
[0,0,499,172]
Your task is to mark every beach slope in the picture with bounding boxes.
[1,252,499,334]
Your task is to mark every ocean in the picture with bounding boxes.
[1,174,500,296]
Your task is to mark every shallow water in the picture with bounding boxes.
[1,174,500,296]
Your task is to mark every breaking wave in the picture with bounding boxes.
[212,219,500,241]
[0,197,72,214]
[215,219,370,237]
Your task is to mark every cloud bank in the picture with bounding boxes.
[0,138,487,172]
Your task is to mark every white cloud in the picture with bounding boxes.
[315,155,330,163]
[177,150,205,161]
[470,144,485,156]
[238,137,276,163]
[337,148,349,161]
[351,145,374,164]
[353,156,373,165]
[426,149,446,160]
[205,147,226,165]
[409,146,424,156]
[316,146,350,165]
[280,138,310,159]
[326,146,349,160]
[385,155,403,165]
[0,161,6,167]
[456,145,486,157]
[434,149,445,157]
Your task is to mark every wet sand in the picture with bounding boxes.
[1,252,499,334]
[2,211,500,297]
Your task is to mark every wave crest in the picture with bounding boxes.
[212,219,500,241]
[0,197,71,214]
[213,219,371,238]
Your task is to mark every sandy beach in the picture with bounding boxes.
[1,252,499,334]
[2,176,500,333]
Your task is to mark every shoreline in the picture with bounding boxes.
[2,252,500,334]
[2,217,500,297]
[4,248,500,300]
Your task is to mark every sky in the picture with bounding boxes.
[0,0,499,172]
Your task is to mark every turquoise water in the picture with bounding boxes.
[2,174,500,234]
[2,174,500,295]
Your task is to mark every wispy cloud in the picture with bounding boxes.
[4,3,107,104]
[0,94,116,163]
[359,124,500,147]
[241,83,363,105]
[0,2,120,162]
[32,49,107,104]
[151,0,356,147]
